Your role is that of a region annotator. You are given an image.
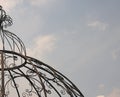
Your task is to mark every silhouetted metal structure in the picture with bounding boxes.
[0,6,84,97]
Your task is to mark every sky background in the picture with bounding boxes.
[0,0,120,97]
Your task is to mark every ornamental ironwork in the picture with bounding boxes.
[0,6,84,97]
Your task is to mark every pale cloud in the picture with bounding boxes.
[97,88,120,97]
[27,35,56,58]
[28,0,55,6]
[107,88,120,97]
[87,20,108,31]
[0,0,23,11]
[97,95,105,97]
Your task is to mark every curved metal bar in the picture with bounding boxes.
[17,68,42,97]
[24,65,62,97]
[2,32,13,50]
[27,58,48,97]
[0,50,27,70]
[8,70,20,97]
[0,29,5,50]
[3,30,26,55]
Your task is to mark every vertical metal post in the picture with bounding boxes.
[0,51,5,97]
[0,6,5,97]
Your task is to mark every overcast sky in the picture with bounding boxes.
[0,0,120,97]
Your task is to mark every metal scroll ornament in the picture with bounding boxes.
[0,6,84,97]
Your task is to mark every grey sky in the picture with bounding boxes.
[1,0,120,97]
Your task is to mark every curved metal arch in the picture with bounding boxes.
[0,29,26,55]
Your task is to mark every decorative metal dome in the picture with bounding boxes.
[0,6,84,97]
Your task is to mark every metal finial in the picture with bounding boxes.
[0,5,12,28]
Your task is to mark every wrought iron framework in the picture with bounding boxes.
[0,6,84,97]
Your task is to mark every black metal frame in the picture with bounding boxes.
[0,6,84,97]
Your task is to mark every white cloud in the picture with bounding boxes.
[87,20,108,31]
[27,35,56,58]
[107,88,120,97]
[0,0,23,11]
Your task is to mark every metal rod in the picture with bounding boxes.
[0,51,5,97]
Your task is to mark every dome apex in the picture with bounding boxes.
[0,5,26,56]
